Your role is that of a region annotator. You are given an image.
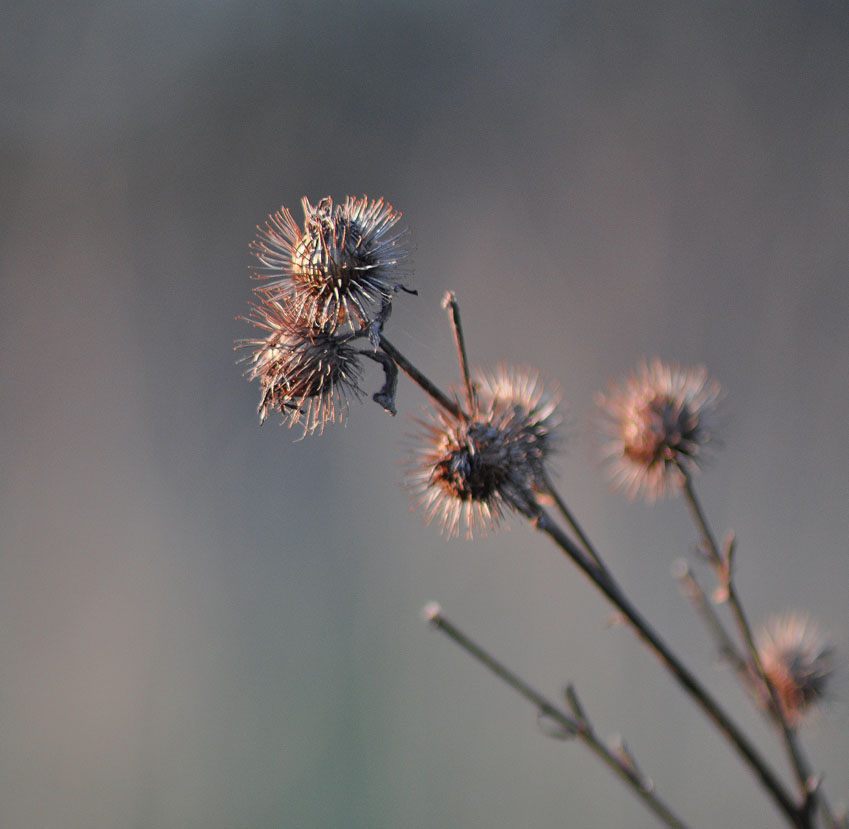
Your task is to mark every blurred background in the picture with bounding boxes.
[2,1,849,826]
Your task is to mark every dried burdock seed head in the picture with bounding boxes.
[407,411,523,538]
[406,368,561,538]
[237,297,363,435]
[596,359,722,502]
[754,613,836,727]
[477,365,562,487]
[251,195,412,331]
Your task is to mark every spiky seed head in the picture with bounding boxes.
[755,613,836,727]
[251,195,412,330]
[596,359,722,501]
[407,412,519,538]
[406,368,560,538]
[237,297,363,435]
[477,365,562,487]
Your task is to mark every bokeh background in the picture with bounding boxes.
[3,1,849,826]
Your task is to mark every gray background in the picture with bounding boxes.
[3,1,849,826]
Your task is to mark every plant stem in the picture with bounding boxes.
[442,292,477,415]
[531,505,805,827]
[679,473,822,824]
[423,604,690,828]
[672,560,749,677]
[380,337,805,827]
[378,335,464,419]
[541,473,610,575]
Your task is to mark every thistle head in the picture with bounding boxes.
[237,297,363,435]
[596,359,722,501]
[477,366,562,488]
[406,367,561,538]
[251,195,412,330]
[755,613,836,727]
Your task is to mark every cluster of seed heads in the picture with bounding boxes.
[237,195,835,727]
[238,197,725,527]
[238,196,413,434]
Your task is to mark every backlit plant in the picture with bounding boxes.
[237,195,843,828]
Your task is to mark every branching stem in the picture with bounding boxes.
[678,471,825,825]
[672,560,749,677]
[542,473,610,575]
[530,504,804,827]
[424,604,690,828]
[378,336,464,419]
[379,322,806,827]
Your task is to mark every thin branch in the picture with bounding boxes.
[541,473,610,575]
[530,504,805,828]
[442,291,477,414]
[379,335,804,826]
[378,335,464,419]
[422,603,690,828]
[679,472,824,824]
[671,559,749,677]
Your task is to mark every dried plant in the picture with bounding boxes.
[755,614,836,728]
[405,364,560,538]
[237,297,365,433]
[250,195,413,334]
[596,359,722,502]
[236,196,845,828]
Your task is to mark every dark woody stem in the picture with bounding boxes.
[678,471,824,825]
[528,503,805,828]
[541,473,610,575]
[424,604,690,829]
[378,335,805,827]
[378,336,464,419]
[442,291,477,415]
[667,557,848,819]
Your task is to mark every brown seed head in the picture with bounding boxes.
[237,297,363,435]
[478,366,562,487]
[251,195,412,330]
[407,368,561,538]
[755,613,836,727]
[597,359,721,501]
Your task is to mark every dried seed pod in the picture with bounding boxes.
[406,368,561,538]
[477,365,562,488]
[238,297,363,435]
[251,195,412,331]
[597,359,721,501]
[755,613,835,727]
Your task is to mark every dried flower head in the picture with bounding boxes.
[251,195,412,330]
[238,297,363,434]
[477,366,562,488]
[596,359,721,501]
[755,613,835,727]
[406,368,561,538]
